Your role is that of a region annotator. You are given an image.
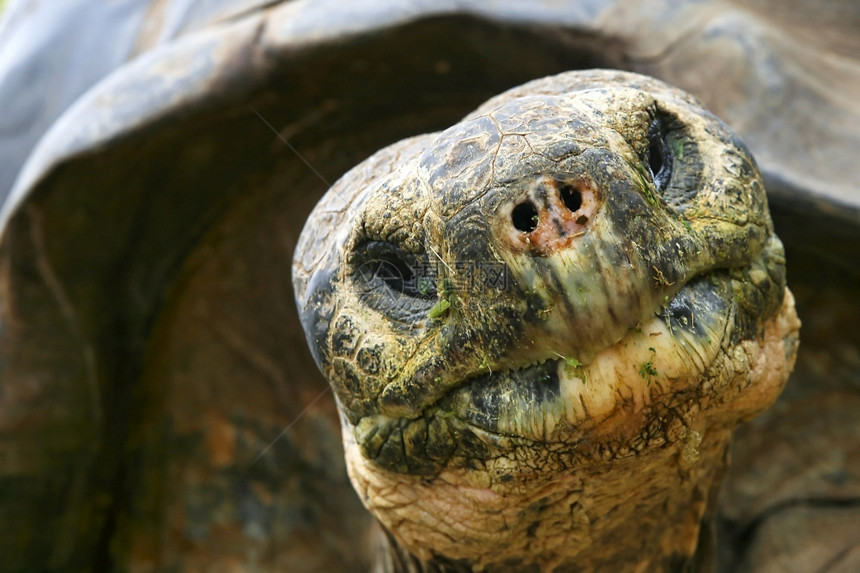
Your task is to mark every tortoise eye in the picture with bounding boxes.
[646,117,673,192]
[353,241,435,300]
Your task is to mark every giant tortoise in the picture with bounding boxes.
[0,1,858,572]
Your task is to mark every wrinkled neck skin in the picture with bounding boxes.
[352,427,728,573]
[347,293,799,572]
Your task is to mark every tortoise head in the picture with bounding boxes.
[293,70,799,570]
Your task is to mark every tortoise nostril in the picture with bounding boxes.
[559,182,583,212]
[512,201,539,233]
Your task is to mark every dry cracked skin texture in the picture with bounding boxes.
[293,70,800,572]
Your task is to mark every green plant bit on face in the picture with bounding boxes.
[478,352,493,375]
[552,352,584,379]
[428,298,451,319]
[639,360,658,382]
[634,165,659,206]
[638,347,658,384]
[428,278,457,319]
[565,357,585,379]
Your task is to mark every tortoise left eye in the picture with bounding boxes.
[647,117,673,192]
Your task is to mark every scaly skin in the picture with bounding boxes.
[293,70,799,571]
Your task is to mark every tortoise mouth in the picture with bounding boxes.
[427,271,728,442]
[353,271,732,473]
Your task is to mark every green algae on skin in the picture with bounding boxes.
[428,299,451,319]
[638,347,659,384]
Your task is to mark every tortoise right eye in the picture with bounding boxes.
[353,241,435,300]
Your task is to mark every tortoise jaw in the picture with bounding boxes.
[344,285,798,569]
[350,224,794,476]
[351,270,735,476]
[440,271,730,442]
[441,292,725,443]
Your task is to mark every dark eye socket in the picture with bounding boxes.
[353,241,435,299]
[646,117,673,192]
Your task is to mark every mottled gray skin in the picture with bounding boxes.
[295,70,799,571]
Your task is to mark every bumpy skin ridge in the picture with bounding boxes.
[293,70,799,571]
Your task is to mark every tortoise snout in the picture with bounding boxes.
[505,175,599,256]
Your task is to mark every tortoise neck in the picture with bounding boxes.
[355,429,730,573]
[373,517,716,573]
[374,527,474,573]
